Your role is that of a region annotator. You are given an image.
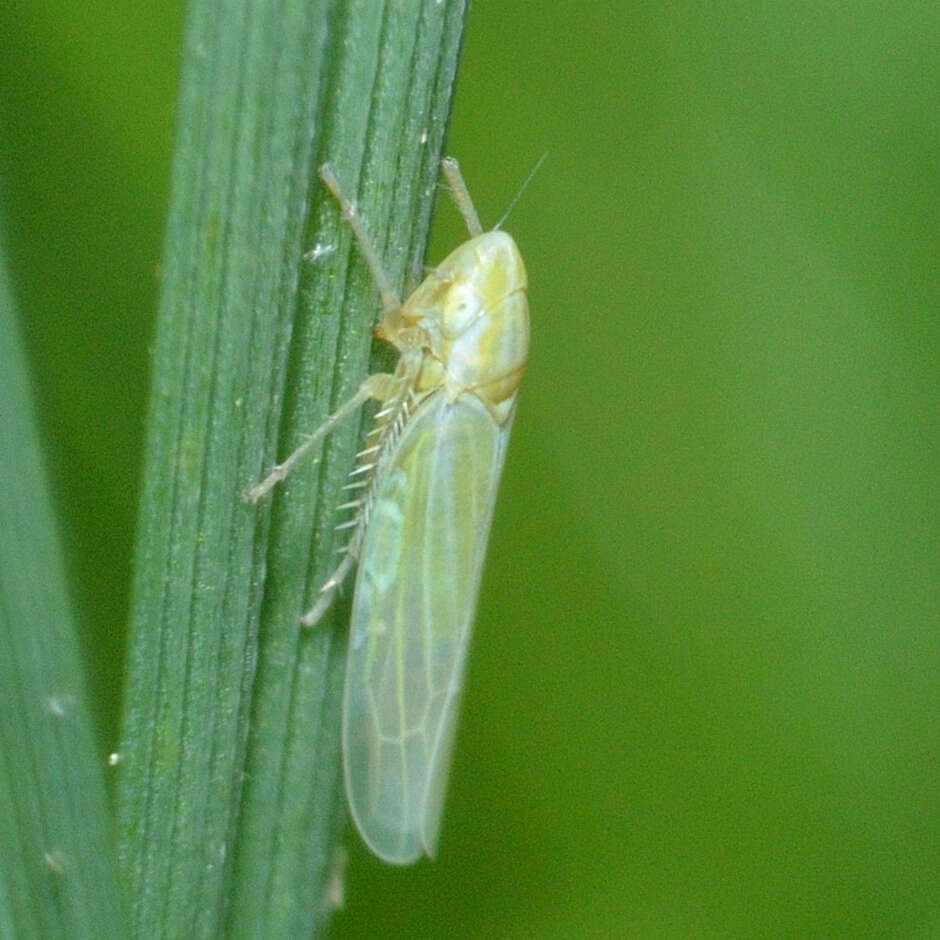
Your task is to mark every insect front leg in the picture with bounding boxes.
[243,372,399,503]
[319,163,401,317]
[440,157,484,237]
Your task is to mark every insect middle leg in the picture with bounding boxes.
[243,372,399,503]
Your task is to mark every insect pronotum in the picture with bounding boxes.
[245,158,529,864]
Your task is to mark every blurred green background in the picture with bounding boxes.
[1,2,938,937]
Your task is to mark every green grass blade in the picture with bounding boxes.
[0,215,125,938]
[116,1,467,936]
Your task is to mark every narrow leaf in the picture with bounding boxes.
[116,1,467,936]
[0,210,124,938]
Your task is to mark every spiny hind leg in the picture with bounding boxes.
[243,372,399,503]
[301,551,357,628]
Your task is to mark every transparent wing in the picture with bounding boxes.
[342,391,512,864]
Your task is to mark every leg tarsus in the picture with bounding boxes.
[301,552,356,628]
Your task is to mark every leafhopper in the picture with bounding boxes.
[246,158,529,864]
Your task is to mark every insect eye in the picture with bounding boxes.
[443,284,483,335]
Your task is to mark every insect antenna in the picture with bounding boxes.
[494,151,548,231]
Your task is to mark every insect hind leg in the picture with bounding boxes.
[301,551,357,628]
